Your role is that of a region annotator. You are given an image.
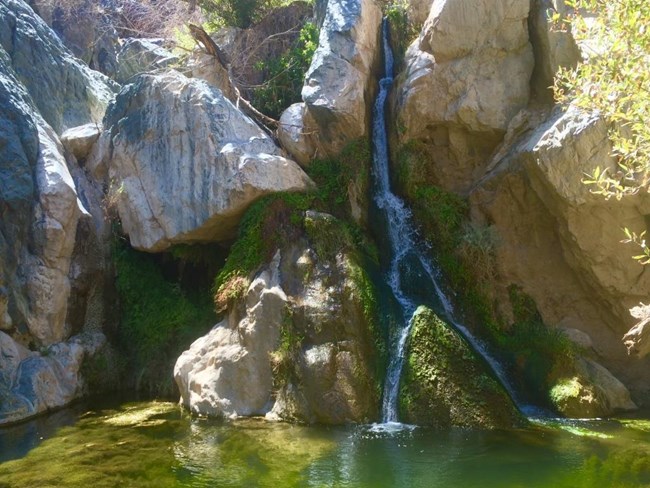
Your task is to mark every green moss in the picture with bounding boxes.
[214,138,374,313]
[399,306,521,429]
[550,377,582,405]
[114,241,216,396]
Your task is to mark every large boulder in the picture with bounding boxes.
[0,47,84,346]
[469,106,650,401]
[99,70,313,252]
[0,0,117,134]
[175,211,381,424]
[390,0,534,193]
[399,306,522,428]
[277,0,382,162]
[549,357,637,418]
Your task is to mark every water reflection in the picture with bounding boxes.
[1,401,650,487]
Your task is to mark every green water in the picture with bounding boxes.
[2,401,650,487]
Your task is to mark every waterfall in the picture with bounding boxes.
[371,20,528,425]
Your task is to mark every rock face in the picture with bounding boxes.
[391,0,534,193]
[277,0,382,162]
[0,331,105,425]
[0,0,113,424]
[100,71,313,252]
[470,106,650,401]
[549,357,637,418]
[27,0,120,77]
[175,212,381,424]
[0,0,117,134]
[399,306,521,428]
[116,38,179,84]
[528,0,580,101]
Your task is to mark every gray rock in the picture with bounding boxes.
[277,103,317,167]
[175,212,381,424]
[101,70,313,252]
[0,0,117,134]
[0,331,106,426]
[0,46,84,346]
[278,0,382,160]
[61,124,101,162]
[116,38,179,84]
[27,0,120,77]
[175,252,287,418]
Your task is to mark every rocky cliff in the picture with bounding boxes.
[1,0,647,426]
[391,0,649,413]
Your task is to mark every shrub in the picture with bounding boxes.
[555,0,650,201]
[251,21,318,119]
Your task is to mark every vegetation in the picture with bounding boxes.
[394,142,578,409]
[197,0,303,29]
[213,139,373,309]
[114,239,216,396]
[555,0,650,264]
[498,286,577,406]
[251,21,318,119]
[384,0,420,68]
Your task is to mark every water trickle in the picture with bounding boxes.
[371,20,529,424]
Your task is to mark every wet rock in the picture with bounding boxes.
[101,70,312,252]
[399,306,522,429]
[0,331,106,426]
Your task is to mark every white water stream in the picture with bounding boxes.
[371,20,531,424]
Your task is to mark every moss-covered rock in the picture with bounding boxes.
[548,357,636,418]
[176,207,384,424]
[399,306,522,429]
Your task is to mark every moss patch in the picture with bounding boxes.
[399,306,521,429]
[114,241,216,396]
[213,139,374,311]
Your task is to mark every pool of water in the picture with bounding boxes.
[2,400,650,487]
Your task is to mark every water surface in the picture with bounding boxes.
[2,400,650,487]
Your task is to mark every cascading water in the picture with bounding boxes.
[371,20,529,425]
